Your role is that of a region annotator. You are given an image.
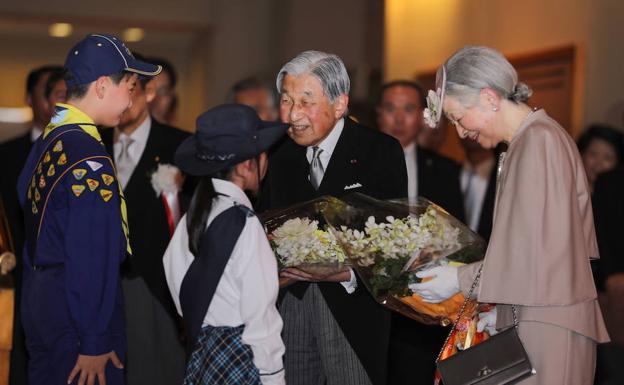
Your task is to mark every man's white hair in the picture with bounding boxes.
[276,50,350,102]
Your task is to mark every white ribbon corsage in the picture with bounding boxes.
[423,89,443,128]
[423,66,447,129]
[150,163,183,197]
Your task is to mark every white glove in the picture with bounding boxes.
[476,307,498,336]
[409,265,460,303]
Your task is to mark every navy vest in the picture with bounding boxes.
[179,203,254,353]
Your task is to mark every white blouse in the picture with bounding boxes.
[163,178,285,384]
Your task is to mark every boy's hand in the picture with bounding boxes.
[67,351,123,385]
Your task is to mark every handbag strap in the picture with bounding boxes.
[435,150,517,363]
[434,264,519,363]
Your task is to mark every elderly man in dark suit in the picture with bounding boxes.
[376,80,465,385]
[99,60,188,385]
[259,50,407,385]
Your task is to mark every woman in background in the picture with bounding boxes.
[577,124,624,193]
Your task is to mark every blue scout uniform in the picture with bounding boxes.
[17,103,130,385]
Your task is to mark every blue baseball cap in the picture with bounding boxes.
[64,33,162,88]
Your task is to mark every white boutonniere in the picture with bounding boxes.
[150,164,183,197]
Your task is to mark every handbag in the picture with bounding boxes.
[436,265,536,385]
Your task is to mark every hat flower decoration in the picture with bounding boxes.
[423,66,447,129]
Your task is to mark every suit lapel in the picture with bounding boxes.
[287,141,316,200]
[124,122,159,199]
[416,145,426,196]
[317,119,357,195]
[99,128,115,158]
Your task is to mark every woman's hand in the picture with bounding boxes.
[409,265,460,303]
[477,307,498,336]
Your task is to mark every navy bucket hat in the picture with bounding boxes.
[175,104,288,176]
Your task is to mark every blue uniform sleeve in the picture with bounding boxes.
[62,157,126,355]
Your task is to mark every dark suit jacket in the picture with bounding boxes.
[0,133,33,267]
[389,146,466,385]
[592,167,624,291]
[101,119,190,319]
[0,131,33,385]
[475,160,497,242]
[258,117,407,385]
[416,146,465,222]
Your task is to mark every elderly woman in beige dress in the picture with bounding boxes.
[411,46,610,384]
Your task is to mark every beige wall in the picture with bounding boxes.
[384,0,624,135]
[0,0,383,140]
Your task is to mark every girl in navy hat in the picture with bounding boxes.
[163,104,287,385]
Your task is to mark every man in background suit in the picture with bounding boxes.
[146,57,178,126]
[376,80,464,385]
[100,60,188,385]
[229,76,279,121]
[259,50,407,385]
[592,167,624,385]
[0,65,66,385]
[459,138,498,242]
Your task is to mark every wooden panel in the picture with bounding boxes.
[0,198,15,385]
[0,276,14,385]
[416,45,576,163]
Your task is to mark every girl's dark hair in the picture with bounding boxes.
[577,124,624,163]
[186,168,234,258]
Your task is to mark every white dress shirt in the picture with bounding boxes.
[403,141,419,201]
[163,179,285,384]
[30,125,43,142]
[304,118,358,293]
[305,118,344,176]
[460,156,495,232]
[113,115,151,188]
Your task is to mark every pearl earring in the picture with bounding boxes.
[492,106,499,112]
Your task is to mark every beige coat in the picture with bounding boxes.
[458,109,609,343]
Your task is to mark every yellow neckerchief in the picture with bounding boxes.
[44,103,101,141]
[44,103,132,256]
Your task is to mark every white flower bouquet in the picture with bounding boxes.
[323,193,486,325]
[261,197,349,277]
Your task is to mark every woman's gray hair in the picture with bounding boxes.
[276,50,350,102]
[438,45,532,105]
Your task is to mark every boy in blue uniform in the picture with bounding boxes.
[17,34,161,385]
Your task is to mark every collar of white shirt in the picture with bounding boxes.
[212,178,254,210]
[403,141,417,162]
[463,156,496,180]
[30,125,43,142]
[305,118,345,169]
[403,141,418,199]
[113,114,152,162]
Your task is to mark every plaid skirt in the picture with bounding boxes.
[184,324,261,385]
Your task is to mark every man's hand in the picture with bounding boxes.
[280,267,351,283]
[0,251,16,275]
[67,351,123,385]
